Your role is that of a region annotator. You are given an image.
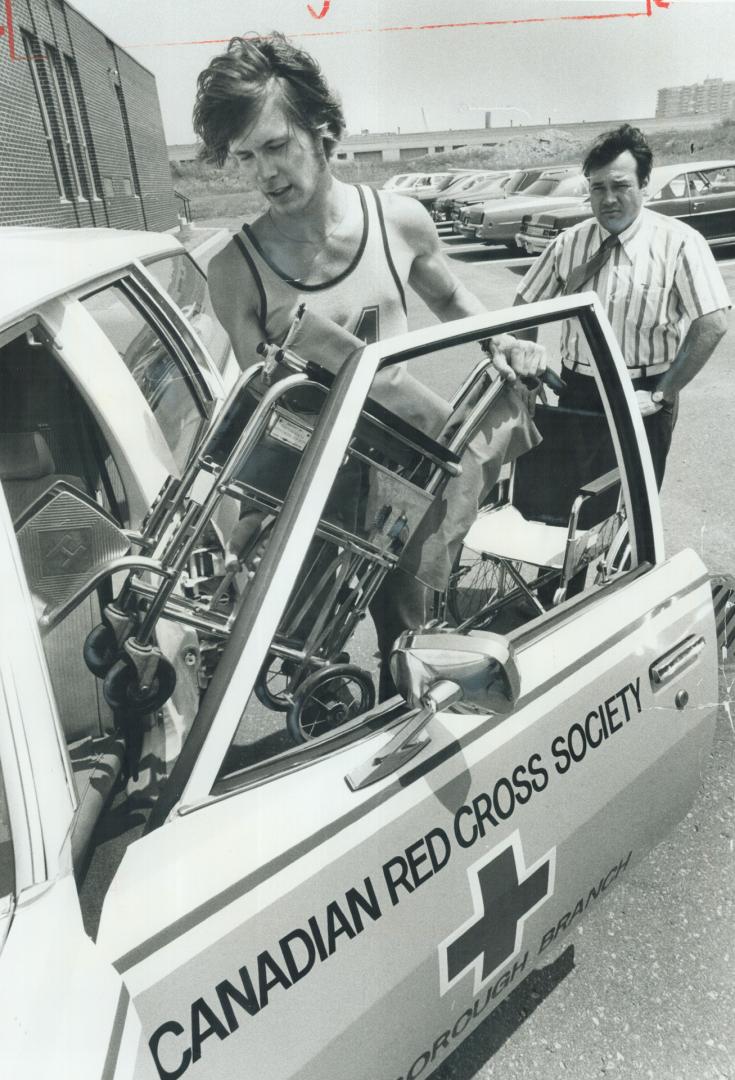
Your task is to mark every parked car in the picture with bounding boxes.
[516,159,735,254]
[444,172,516,223]
[381,173,429,191]
[442,166,560,231]
[452,166,575,240]
[474,167,588,250]
[431,171,504,221]
[0,228,730,1079]
[389,172,465,211]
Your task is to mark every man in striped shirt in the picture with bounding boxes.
[515,124,730,486]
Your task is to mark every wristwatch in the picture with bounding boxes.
[651,389,674,414]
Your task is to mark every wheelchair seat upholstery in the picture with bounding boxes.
[463,503,569,569]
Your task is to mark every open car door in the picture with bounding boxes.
[11,294,718,1080]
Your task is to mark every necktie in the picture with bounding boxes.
[563,234,618,295]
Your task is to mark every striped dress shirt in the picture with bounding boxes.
[516,207,731,375]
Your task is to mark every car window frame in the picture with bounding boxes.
[695,165,735,195]
[142,251,231,382]
[650,173,690,202]
[0,472,79,895]
[79,271,214,473]
[80,266,216,412]
[149,293,661,822]
[688,171,712,195]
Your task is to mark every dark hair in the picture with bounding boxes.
[582,124,653,186]
[193,33,345,166]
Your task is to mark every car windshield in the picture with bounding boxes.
[464,180,507,202]
[443,175,485,195]
[463,174,495,190]
[520,174,577,197]
[505,171,535,194]
[426,173,454,189]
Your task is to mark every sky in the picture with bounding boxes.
[67,0,735,144]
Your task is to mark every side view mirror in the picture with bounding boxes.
[390,628,521,713]
[346,630,521,791]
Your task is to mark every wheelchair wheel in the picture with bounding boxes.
[84,623,120,677]
[103,654,177,714]
[255,651,299,712]
[286,664,375,744]
[593,518,631,585]
[446,547,519,627]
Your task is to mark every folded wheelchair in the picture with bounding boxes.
[31,317,508,745]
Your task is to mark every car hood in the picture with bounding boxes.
[452,189,507,207]
[528,202,593,227]
[482,194,587,223]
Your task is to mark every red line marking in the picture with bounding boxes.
[121,3,667,50]
[3,0,16,57]
[307,1,331,18]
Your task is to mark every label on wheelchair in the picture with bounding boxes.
[270,415,311,452]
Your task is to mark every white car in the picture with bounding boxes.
[0,228,730,1079]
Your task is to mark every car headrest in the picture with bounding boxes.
[0,432,55,481]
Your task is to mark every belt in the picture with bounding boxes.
[562,359,670,380]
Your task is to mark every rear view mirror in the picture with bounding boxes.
[13,482,131,627]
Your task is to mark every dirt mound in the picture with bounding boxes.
[410,128,588,172]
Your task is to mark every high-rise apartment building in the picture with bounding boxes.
[656,78,735,120]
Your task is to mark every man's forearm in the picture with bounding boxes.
[511,291,538,343]
[656,310,728,402]
[432,281,486,322]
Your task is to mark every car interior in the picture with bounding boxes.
[0,329,129,868]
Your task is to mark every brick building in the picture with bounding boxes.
[0,0,177,230]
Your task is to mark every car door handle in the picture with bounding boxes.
[649,634,705,689]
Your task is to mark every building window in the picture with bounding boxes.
[114,83,142,196]
[63,55,103,200]
[22,32,101,203]
[46,44,91,201]
[22,31,72,200]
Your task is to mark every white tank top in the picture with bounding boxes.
[233,184,408,345]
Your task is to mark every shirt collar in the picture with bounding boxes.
[596,209,646,259]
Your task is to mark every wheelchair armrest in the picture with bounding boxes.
[578,467,620,500]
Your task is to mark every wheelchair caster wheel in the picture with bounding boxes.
[83,623,120,677]
[286,664,375,744]
[254,652,298,712]
[103,655,177,714]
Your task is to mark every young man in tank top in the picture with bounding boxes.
[194,33,547,697]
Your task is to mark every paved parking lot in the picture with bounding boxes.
[193,218,735,1080]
